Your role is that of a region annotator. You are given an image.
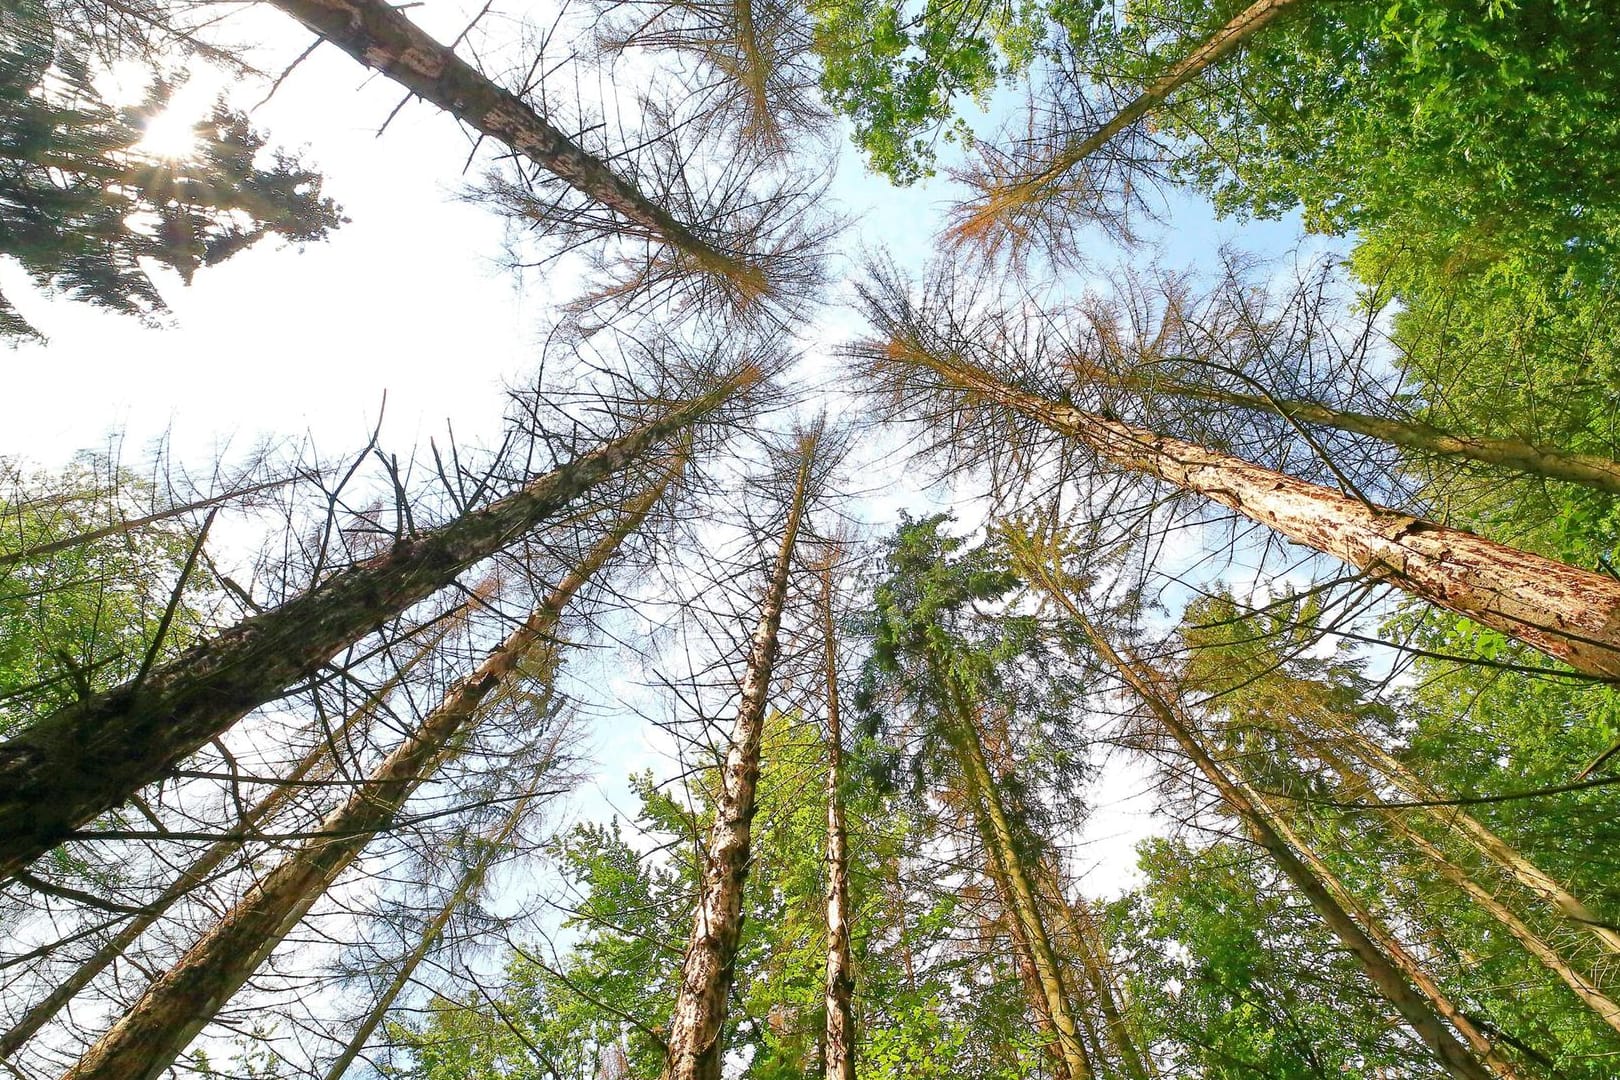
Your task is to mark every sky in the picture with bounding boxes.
[0,0,1329,964]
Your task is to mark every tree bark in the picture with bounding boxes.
[60,478,673,1080]
[658,437,814,1080]
[0,368,752,882]
[952,0,1302,241]
[0,600,464,1058]
[1010,552,1498,1080]
[906,348,1620,679]
[1230,772,1526,1080]
[264,0,766,300]
[950,701,1094,1080]
[1082,364,1620,496]
[815,552,857,1080]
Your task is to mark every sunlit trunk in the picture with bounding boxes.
[659,438,815,1080]
[265,0,767,300]
[815,553,856,1080]
[908,349,1620,679]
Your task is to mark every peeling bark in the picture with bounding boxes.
[0,369,751,882]
[659,440,814,1080]
[914,351,1620,678]
[61,479,671,1080]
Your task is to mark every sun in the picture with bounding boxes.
[136,104,201,159]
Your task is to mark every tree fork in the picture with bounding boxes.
[659,434,815,1080]
[0,367,753,882]
[61,474,675,1080]
[906,347,1620,679]
[265,0,768,300]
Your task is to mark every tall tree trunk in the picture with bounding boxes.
[1228,772,1526,1080]
[1076,363,1620,496]
[320,759,563,1080]
[1319,719,1620,954]
[0,597,468,1058]
[897,347,1620,679]
[0,369,752,882]
[952,0,1302,242]
[1006,545,1499,1080]
[264,0,768,302]
[61,477,673,1080]
[1037,857,1158,1080]
[815,551,856,1080]
[659,437,815,1080]
[950,700,1094,1080]
[1310,740,1620,1035]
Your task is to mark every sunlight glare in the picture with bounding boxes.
[137,104,200,159]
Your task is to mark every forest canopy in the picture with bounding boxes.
[3,2,1620,1080]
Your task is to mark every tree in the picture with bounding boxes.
[659,428,816,1080]
[854,271,1620,679]
[814,543,856,1080]
[62,471,674,1080]
[0,1,344,340]
[0,366,756,881]
[857,515,1096,1080]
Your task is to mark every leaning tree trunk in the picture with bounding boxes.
[815,551,857,1080]
[320,757,564,1080]
[0,593,471,1058]
[1310,739,1620,1035]
[1074,362,1620,497]
[1227,769,1526,1080]
[952,0,1303,242]
[1037,857,1158,1080]
[1089,636,1503,1080]
[950,699,1094,1080]
[0,368,752,882]
[900,347,1620,679]
[1004,543,1499,1080]
[659,439,814,1080]
[1320,718,1620,954]
[61,477,674,1080]
[265,0,767,301]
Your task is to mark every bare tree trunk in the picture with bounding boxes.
[61,478,673,1080]
[0,600,467,1058]
[0,369,752,882]
[815,551,856,1080]
[0,478,291,570]
[1311,741,1620,1035]
[1229,772,1526,1080]
[1005,542,1499,1080]
[952,0,1302,241]
[950,701,1094,1080]
[320,760,562,1080]
[264,0,767,300]
[659,436,815,1080]
[1080,364,1620,496]
[1321,720,1620,954]
[1037,857,1158,1080]
[904,349,1620,679]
